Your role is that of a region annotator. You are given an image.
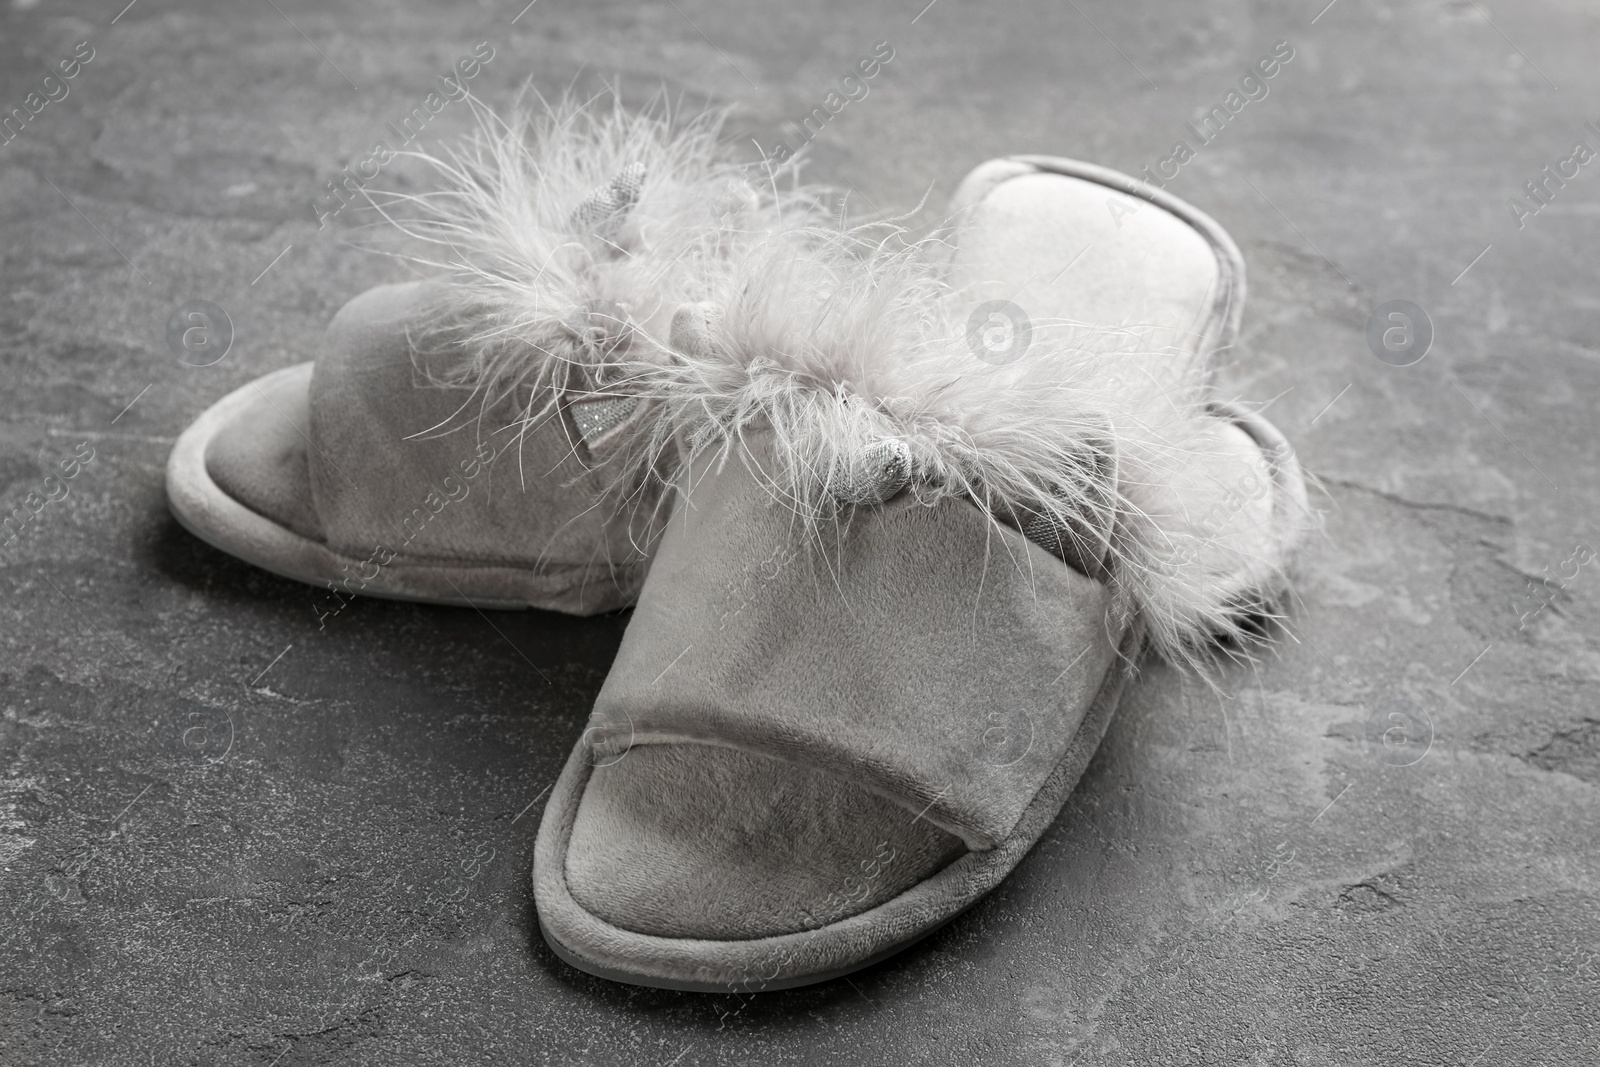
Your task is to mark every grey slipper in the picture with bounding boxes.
[166,100,823,615]
[532,157,1307,990]
[165,277,659,613]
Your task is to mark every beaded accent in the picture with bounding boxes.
[570,396,639,446]
[570,162,647,239]
[833,438,912,506]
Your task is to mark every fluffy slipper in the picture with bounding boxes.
[166,96,819,613]
[532,157,1309,990]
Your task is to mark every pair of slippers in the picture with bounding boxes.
[167,100,1307,992]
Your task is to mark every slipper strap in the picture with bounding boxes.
[583,435,1123,851]
[305,280,638,568]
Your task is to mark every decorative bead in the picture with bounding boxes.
[570,162,647,238]
[834,438,911,506]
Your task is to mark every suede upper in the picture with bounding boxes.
[566,743,967,940]
[180,278,660,611]
[583,437,1122,852]
[304,279,647,570]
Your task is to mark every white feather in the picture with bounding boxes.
[366,92,1307,672]
[363,87,829,455]
[616,225,1309,673]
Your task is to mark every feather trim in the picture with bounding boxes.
[364,88,829,459]
[615,225,1309,672]
[363,91,1306,669]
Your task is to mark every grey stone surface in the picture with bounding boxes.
[2,0,1598,1063]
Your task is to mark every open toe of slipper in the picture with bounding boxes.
[536,437,1140,991]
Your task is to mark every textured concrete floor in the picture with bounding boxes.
[3,0,1599,1063]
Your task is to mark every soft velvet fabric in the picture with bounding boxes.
[560,432,1115,941]
[583,437,1120,853]
[566,743,967,940]
[539,433,1133,975]
[535,620,1141,991]
[307,279,644,573]
[185,278,656,612]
